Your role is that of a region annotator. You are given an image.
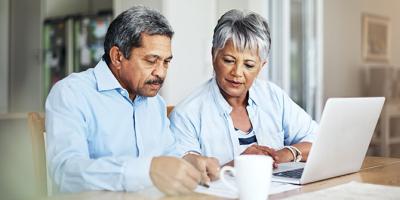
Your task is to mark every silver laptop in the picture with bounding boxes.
[272,97,385,185]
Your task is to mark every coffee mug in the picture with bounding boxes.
[220,155,273,200]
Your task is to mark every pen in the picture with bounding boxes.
[199,182,210,188]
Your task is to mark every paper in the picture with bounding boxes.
[195,176,238,199]
[284,181,400,200]
[270,182,302,195]
[195,176,301,199]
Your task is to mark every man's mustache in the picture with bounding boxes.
[145,77,164,85]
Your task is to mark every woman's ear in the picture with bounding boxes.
[261,60,268,68]
[211,48,218,65]
[109,46,123,69]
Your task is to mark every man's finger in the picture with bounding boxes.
[200,171,211,185]
[175,184,193,195]
[181,173,201,191]
[184,161,202,183]
[206,158,220,180]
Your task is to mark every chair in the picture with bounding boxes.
[27,112,47,197]
[167,106,174,117]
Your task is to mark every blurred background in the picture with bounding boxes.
[1,0,400,199]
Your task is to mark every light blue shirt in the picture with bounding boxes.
[170,78,318,165]
[45,60,175,192]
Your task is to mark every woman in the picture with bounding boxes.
[170,9,318,180]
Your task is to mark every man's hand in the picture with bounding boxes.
[183,154,220,185]
[150,156,201,195]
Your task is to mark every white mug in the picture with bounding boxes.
[220,155,273,200]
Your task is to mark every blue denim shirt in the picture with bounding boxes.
[170,78,318,165]
[45,60,175,192]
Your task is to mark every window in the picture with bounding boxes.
[263,0,323,119]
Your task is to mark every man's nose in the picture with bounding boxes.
[152,62,167,78]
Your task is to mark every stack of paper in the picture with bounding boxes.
[195,176,301,199]
[284,181,400,200]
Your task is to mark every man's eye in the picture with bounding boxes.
[146,59,157,64]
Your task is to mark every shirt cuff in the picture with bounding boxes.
[182,150,202,158]
[177,148,202,158]
[120,156,153,192]
[299,132,317,143]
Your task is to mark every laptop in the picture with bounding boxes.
[272,97,385,185]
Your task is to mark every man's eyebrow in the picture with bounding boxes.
[145,54,173,60]
[144,54,160,59]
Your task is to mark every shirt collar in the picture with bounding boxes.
[211,77,232,115]
[247,80,260,106]
[93,60,123,92]
[210,77,260,115]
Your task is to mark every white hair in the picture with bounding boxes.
[212,9,271,62]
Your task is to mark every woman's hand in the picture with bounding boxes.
[276,142,313,163]
[240,145,279,168]
[275,148,295,163]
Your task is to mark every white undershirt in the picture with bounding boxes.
[233,127,258,155]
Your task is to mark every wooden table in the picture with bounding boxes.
[40,156,400,200]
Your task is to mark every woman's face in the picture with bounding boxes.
[213,39,265,100]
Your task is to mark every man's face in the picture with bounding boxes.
[117,33,172,98]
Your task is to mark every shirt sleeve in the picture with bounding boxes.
[169,110,202,157]
[277,86,318,145]
[45,82,153,192]
[159,104,179,157]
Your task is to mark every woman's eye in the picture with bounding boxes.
[223,59,234,64]
[245,64,255,69]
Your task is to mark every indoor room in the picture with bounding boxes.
[1,0,400,199]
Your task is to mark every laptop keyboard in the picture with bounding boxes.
[273,168,304,179]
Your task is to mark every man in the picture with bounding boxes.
[45,6,202,195]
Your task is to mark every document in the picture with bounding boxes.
[195,176,301,199]
[284,181,400,200]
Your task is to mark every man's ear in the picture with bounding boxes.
[109,46,123,69]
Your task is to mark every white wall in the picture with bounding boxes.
[323,0,400,102]
[161,0,216,105]
[114,0,162,16]
[0,0,9,113]
[45,0,112,18]
[216,0,269,22]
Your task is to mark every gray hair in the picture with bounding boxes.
[102,6,174,65]
[212,9,271,62]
